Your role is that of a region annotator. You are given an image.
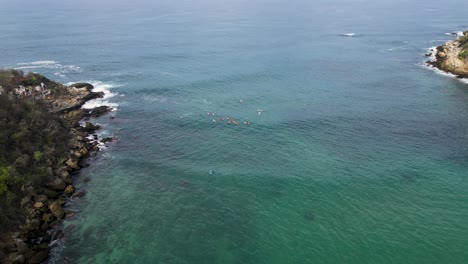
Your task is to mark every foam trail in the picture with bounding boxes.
[15,60,82,77]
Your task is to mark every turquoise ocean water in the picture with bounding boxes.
[1,0,468,263]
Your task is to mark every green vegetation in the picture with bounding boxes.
[0,71,71,232]
[458,35,468,50]
[459,50,468,60]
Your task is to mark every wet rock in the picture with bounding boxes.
[84,122,100,131]
[86,106,112,118]
[52,230,64,241]
[82,177,91,183]
[65,211,76,219]
[72,191,86,199]
[64,185,75,195]
[101,137,114,143]
[73,151,82,159]
[49,201,64,220]
[46,178,66,191]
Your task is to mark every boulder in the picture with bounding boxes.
[59,171,72,185]
[33,202,44,209]
[64,185,75,195]
[80,147,89,156]
[46,178,66,191]
[66,159,80,170]
[73,151,82,159]
[49,201,64,220]
[437,51,446,58]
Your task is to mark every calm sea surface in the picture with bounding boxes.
[1,0,468,263]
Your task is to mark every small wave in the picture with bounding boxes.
[426,46,438,62]
[422,60,468,85]
[17,60,58,66]
[341,33,356,37]
[15,60,82,77]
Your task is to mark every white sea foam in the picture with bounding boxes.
[422,55,468,85]
[15,60,82,77]
[17,60,58,66]
[341,33,356,37]
[426,46,438,62]
[67,80,122,110]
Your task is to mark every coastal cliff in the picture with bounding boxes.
[0,69,113,264]
[427,31,468,78]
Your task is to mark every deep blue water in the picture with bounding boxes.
[1,0,468,263]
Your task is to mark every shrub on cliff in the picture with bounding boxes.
[459,50,468,60]
[0,94,70,231]
[458,35,468,50]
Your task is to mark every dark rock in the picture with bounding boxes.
[49,201,64,220]
[45,178,66,191]
[65,211,76,219]
[85,106,112,118]
[33,194,48,203]
[82,177,91,183]
[41,188,58,199]
[101,137,114,143]
[59,171,72,185]
[64,185,75,195]
[52,230,64,241]
[42,213,53,223]
[84,122,100,132]
[15,239,29,254]
[12,254,25,264]
[68,83,93,91]
[29,249,49,264]
[72,191,86,199]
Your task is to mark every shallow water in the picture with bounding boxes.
[1,0,468,263]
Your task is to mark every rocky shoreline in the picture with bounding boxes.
[426,31,468,78]
[0,80,114,264]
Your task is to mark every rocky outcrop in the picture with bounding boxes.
[0,77,117,264]
[427,32,468,78]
